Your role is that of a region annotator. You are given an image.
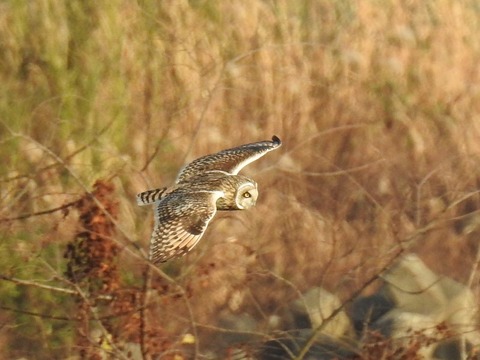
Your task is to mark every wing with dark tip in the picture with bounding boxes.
[176,135,282,183]
[149,190,224,264]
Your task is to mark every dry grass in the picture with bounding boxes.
[1,0,480,358]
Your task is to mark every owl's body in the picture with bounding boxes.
[137,136,281,263]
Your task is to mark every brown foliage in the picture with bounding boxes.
[64,180,120,294]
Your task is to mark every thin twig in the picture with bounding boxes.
[279,158,385,177]
[0,274,112,300]
[0,199,78,222]
[0,304,145,322]
[0,305,72,321]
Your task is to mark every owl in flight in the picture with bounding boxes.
[137,135,282,264]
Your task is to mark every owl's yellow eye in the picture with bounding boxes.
[243,192,251,198]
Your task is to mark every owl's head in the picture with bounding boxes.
[234,181,258,209]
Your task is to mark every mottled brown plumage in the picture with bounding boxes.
[137,136,282,263]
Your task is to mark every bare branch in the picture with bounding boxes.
[0,305,72,321]
[0,274,113,300]
[0,199,78,222]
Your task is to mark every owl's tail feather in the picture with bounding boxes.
[136,187,169,206]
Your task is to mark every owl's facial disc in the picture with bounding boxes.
[236,182,258,209]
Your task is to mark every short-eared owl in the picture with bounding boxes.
[137,135,282,264]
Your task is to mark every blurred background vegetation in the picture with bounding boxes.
[1,0,480,358]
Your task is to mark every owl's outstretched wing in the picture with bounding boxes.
[149,190,224,264]
[176,135,282,183]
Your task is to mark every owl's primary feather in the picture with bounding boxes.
[137,135,282,263]
[176,135,282,183]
